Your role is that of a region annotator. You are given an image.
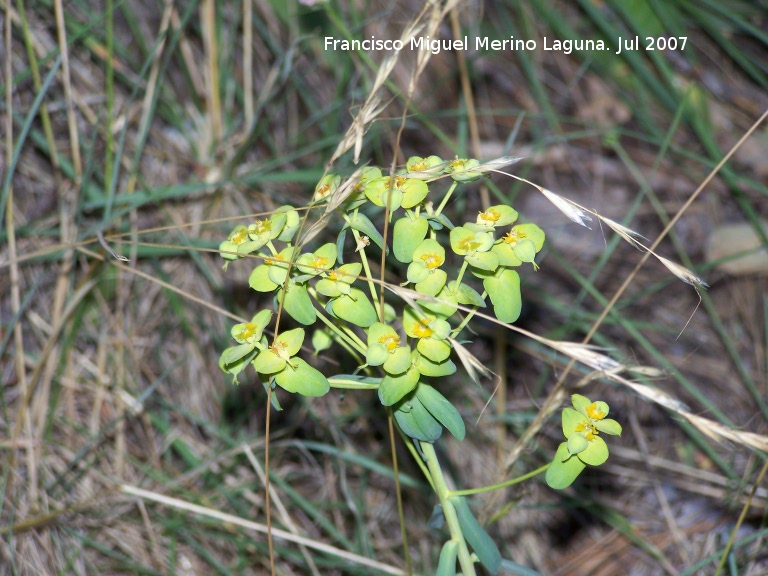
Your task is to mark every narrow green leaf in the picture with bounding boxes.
[451,496,501,574]
[415,383,465,441]
[348,212,387,252]
[393,395,442,442]
[436,540,458,576]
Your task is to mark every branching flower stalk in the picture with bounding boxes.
[217,155,625,575]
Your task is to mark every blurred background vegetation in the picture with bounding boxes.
[2,0,767,574]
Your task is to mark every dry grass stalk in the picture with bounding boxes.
[120,484,408,575]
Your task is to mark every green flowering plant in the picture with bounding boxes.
[217,155,621,576]
[546,394,623,489]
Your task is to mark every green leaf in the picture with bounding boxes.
[421,286,458,317]
[220,343,256,366]
[275,328,304,357]
[595,418,622,436]
[219,345,258,383]
[417,337,451,363]
[280,281,316,326]
[335,227,347,264]
[266,247,294,286]
[249,264,278,292]
[348,212,387,252]
[435,540,458,576]
[546,442,586,489]
[378,368,420,406]
[449,226,475,255]
[383,345,412,375]
[412,350,456,377]
[400,178,429,208]
[393,215,429,263]
[483,269,521,323]
[331,288,377,327]
[315,278,341,298]
[514,223,546,251]
[416,269,447,297]
[571,394,592,416]
[416,383,465,441]
[274,358,330,397]
[311,329,333,354]
[393,395,442,442]
[427,212,454,231]
[466,250,499,271]
[513,239,537,264]
[406,261,430,284]
[567,433,589,456]
[491,241,522,267]
[314,174,341,202]
[562,407,584,438]
[451,496,501,574]
[264,380,283,411]
[445,158,481,182]
[366,343,389,367]
[266,211,287,239]
[479,204,519,227]
[296,243,337,275]
[365,176,403,211]
[577,436,609,466]
[275,206,300,242]
[252,349,286,375]
[448,281,486,307]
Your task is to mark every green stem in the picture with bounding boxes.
[449,463,550,497]
[308,295,367,355]
[454,259,469,288]
[420,442,476,576]
[327,376,380,390]
[434,180,459,216]
[450,290,487,338]
[349,227,383,320]
[400,435,435,493]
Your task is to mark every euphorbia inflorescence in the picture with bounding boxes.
[546,394,623,489]
[218,156,546,417]
[216,154,623,576]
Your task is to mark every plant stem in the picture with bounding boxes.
[449,463,550,497]
[434,180,458,216]
[349,227,383,320]
[420,442,475,576]
[454,259,469,287]
[450,290,487,338]
[308,296,367,355]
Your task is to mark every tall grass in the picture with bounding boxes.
[2,0,767,574]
